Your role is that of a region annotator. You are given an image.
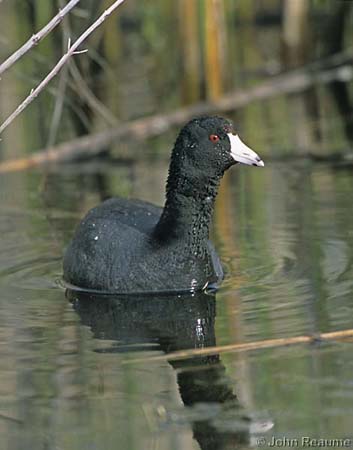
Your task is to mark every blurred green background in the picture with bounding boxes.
[1,2,353,450]
[0,0,353,161]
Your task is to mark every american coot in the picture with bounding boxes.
[70,290,251,447]
[63,116,264,294]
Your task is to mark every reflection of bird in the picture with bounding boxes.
[63,116,264,293]
[68,289,252,450]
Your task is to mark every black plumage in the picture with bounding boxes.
[63,116,264,293]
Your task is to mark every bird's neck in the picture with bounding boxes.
[153,173,222,256]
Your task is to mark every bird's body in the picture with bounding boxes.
[63,116,264,294]
[63,197,222,293]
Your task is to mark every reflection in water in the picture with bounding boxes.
[0,0,353,444]
[67,289,254,450]
[1,162,353,447]
[329,80,353,149]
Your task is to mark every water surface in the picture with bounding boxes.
[0,158,353,450]
[1,2,353,448]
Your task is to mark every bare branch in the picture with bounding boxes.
[125,328,353,365]
[47,64,69,147]
[46,0,118,147]
[0,48,352,173]
[0,0,81,76]
[47,0,71,148]
[68,61,119,126]
[61,0,119,128]
[0,0,127,136]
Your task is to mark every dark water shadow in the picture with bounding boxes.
[329,80,353,148]
[66,289,259,450]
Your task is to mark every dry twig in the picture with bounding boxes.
[0,48,352,172]
[0,0,81,76]
[125,328,353,365]
[68,62,119,127]
[47,66,70,147]
[0,0,127,136]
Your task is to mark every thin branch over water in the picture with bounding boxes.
[125,328,353,365]
[0,0,81,75]
[0,0,127,136]
[0,48,352,173]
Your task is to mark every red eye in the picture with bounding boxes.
[209,134,220,143]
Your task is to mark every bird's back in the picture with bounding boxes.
[63,197,223,293]
[63,198,161,290]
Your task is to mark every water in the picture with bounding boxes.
[1,3,353,447]
[1,158,353,450]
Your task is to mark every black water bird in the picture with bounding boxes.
[68,289,253,449]
[63,116,264,293]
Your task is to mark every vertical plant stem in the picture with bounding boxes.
[178,0,201,103]
[282,0,310,68]
[204,0,227,100]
